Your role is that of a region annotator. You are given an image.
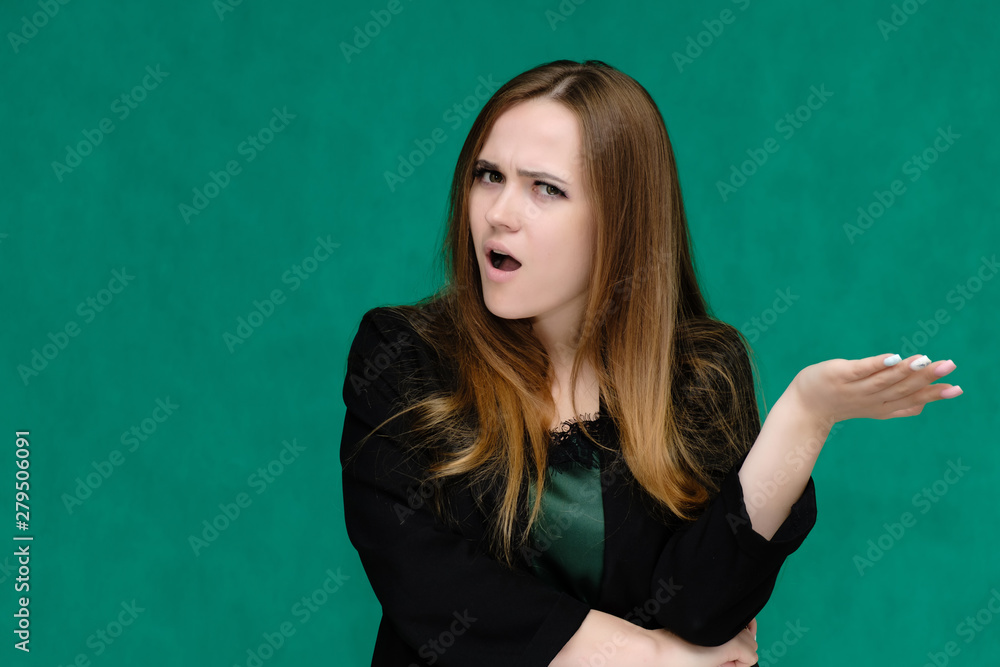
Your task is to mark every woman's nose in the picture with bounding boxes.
[485,188,520,230]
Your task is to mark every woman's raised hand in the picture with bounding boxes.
[788,353,962,424]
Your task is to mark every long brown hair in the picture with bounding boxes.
[357,60,763,569]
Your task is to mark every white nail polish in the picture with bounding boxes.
[884,354,901,366]
[910,355,931,370]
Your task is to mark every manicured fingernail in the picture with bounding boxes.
[934,359,956,376]
[884,354,902,366]
[910,355,931,370]
[941,385,963,399]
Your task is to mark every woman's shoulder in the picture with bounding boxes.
[351,296,455,343]
[353,304,417,334]
[345,303,453,401]
[348,303,443,355]
[347,306,418,371]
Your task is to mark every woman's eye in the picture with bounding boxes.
[475,169,501,184]
[474,168,564,197]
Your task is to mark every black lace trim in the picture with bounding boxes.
[547,413,603,469]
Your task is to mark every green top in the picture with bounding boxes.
[526,417,606,606]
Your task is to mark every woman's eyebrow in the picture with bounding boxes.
[474,159,570,187]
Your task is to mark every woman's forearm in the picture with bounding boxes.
[737,386,834,540]
[550,609,660,666]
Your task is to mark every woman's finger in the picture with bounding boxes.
[734,624,758,666]
[855,354,955,397]
[841,352,902,383]
[877,382,962,418]
[878,358,958,402]
[792,351,962,423]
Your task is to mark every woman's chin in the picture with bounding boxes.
[483,298,531,321]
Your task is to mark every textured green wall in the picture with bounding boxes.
[2,0,997,665]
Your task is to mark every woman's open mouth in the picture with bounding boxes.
[489,249,522,272]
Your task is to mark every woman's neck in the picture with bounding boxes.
[548,356,601,430]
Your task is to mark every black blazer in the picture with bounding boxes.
[340,307,817,666]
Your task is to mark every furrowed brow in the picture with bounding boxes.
[474,159,569,187]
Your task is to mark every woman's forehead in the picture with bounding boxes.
[479,100,583,180]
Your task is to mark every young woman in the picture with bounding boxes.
[340,60,962,667]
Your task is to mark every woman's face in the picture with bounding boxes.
[469,98,596,339]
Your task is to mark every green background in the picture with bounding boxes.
[2,0,997,664]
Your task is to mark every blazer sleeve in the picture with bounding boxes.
[649,326,818,646]
[340,307,591,666]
